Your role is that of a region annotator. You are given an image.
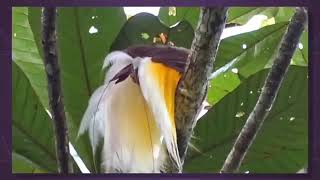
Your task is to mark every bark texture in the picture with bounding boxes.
[174,7,228,167]
[42,8,73,174]
[220,7,308,173]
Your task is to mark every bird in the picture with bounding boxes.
[78,44,207,173]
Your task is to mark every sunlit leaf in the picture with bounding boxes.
[185,66,308,173]
[27,7,127,173]
[12,152,48,173]
[208,22,288,104]
[227,7,278,25]
[12,7,48,109]
[56,7,127,172]
[227,7,295,25]
[12,61,57,173]
[292,31,308,66]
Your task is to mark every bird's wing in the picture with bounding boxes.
[138,58,182,171]
[77,83,110,153]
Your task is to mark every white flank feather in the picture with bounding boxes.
[77,83,110,153]
[79,51,186,173]
[79,52,166,172]
[101,77,163,172]
[78,51,135,154]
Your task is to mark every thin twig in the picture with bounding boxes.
[174,7,228,168]
[42,7,73,174]
[220,7,308,173]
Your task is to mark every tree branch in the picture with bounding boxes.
[220,7,308,173]
[174,7,228,167]
[42,7,73,174]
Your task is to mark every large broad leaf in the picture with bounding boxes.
[262,7,307,67]
[158,7,285,28]
[214,22,288,74]
[228,7,279,25]
[111,12,194,51]
[158,7,200,29]
[56,7,127,172]
[28,7,44,59]
[12,7,56,173]
[208,22,288,105]
[12,152,47,173]
[228,7,297,26]
[12,62,57,173]
[292,29,308,67]
[157,7,307,106]
[158,7,276,29]
[27,7,127,172]
[184,66,308,173]
[226,7,307,66]
[12,7,48,109]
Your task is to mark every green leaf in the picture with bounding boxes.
[158,7,307,106]
[27,7,127,172]
[28,7,44,59]
[292,31,308,66]
[208,22,288,105]
[215,22,288,73]
[228,7,265,24]
[271,8,308,67]
[60,7,126,172]
[12,152,48,173]
[158,7,293,29]
[111,12,194,51]
[226,7,307,66]
[167,20,194,48]
[56,7,127,172]
[273,7,295,23]
[111,12,167,50]
[208,71,241,105]
[227,7,294,25]
[158,7,200,29]
[158,7,289,28]
[12,7,48,109]
[184,66,308,173]
[12,7,57,173]
[260,7,307,67]
[12,62,57,173]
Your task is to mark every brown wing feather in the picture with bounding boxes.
[110,45,190,84]
[124,45,190,73]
